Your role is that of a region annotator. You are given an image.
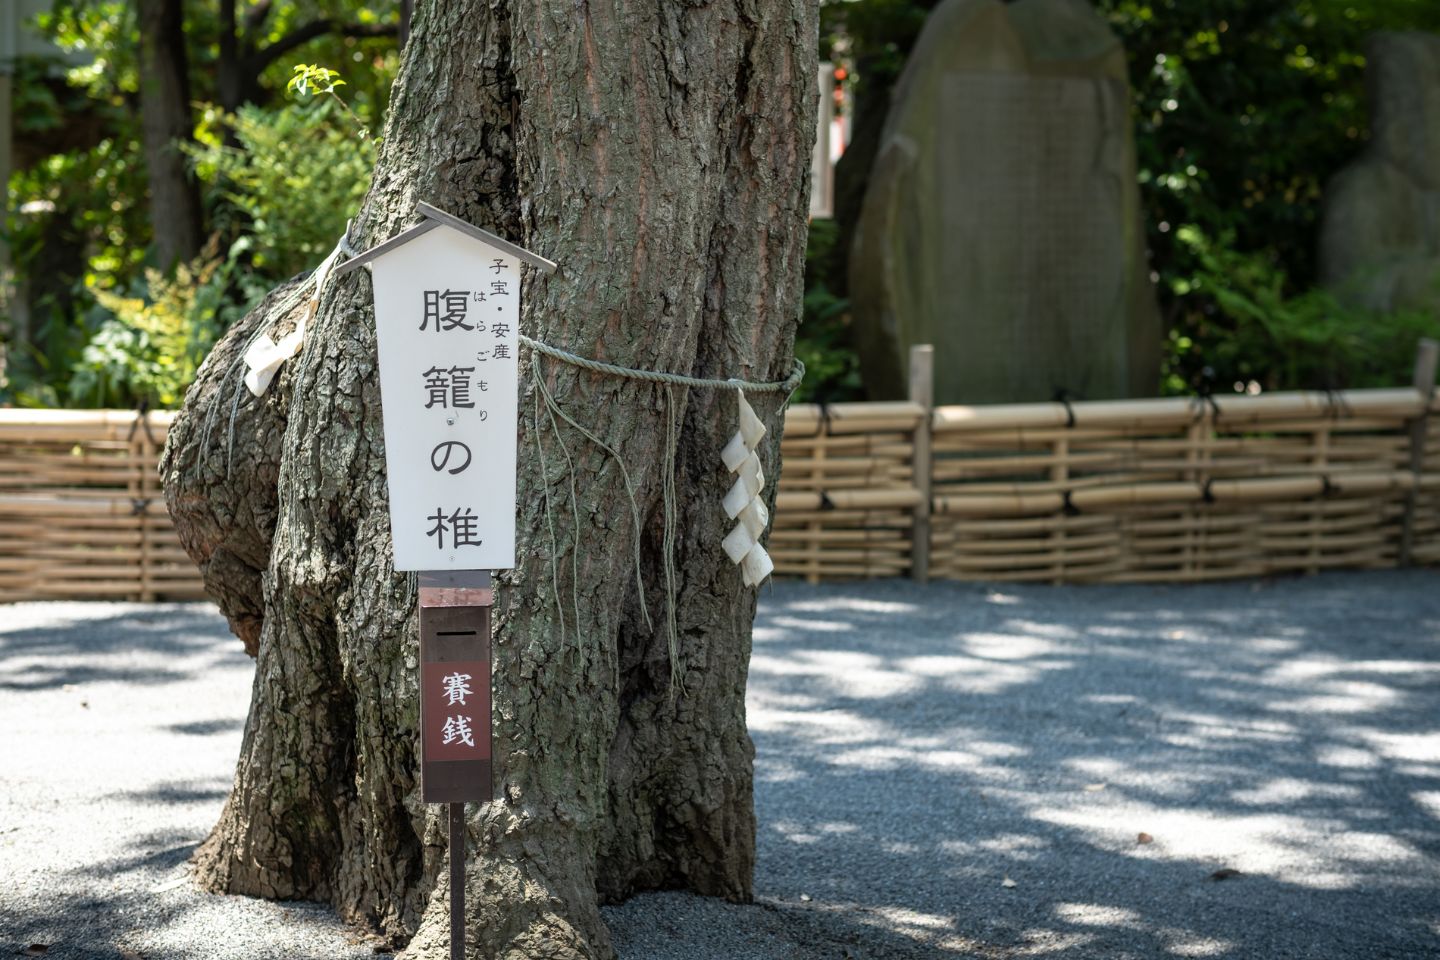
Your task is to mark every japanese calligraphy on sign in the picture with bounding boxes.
[422,658,491,762]
[342,203,554,571]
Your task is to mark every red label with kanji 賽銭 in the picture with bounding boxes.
[422,659,490,762]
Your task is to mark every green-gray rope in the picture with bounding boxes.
[210,226,801,688]
[522,336,802,690]
[661,382,682,695]
[519,334,805,395]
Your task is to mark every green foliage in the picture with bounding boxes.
[794,282,859,404]
[794,220,862,403]
[5,3,400,409]
[190,98,376,280]
[41,0,401,113]
[42,95,376,410]
[286,62,373,139]
[820,0,939,94]
[240,5,400,120]
[799,2,941,401]
[288,63,346,97]
[7,243,243,409]
[1162,226,1437,395]
[2,307,92,409]
[3,132,150,406]
[7,136,149,283]
[2,21,385,408]
[1095,0,1440,388]
[15,0,1440,410]
[69,255,226,408]
[37,1,138,99]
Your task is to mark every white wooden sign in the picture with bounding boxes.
[336,203,556,572]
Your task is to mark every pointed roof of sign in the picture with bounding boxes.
[332,201,558,278]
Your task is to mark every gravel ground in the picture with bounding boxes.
[3,571,1440,959]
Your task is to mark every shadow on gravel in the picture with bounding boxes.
[2,830,384,960]
[0,603,386,960]
[111,782,232,805]
[6,577,1438,960]
[3,828,197,959]
[0,605,246,692]
[165,719,245,737]
[734,571,1440,959]
[1,884,377,960]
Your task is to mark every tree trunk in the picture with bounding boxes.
[216,0,244,113]
[160,1,817,956]
[136,0,204,269]
[399,0,413,47]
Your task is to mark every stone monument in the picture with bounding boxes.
[1320,32,1440,314]
[850,0,1160,404]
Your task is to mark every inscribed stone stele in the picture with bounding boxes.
[850,0,1161,404]
[1320,31,1440,314]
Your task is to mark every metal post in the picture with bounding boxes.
[449,802,465,960]
[1400,338,1439,566]
[909,344,935,583]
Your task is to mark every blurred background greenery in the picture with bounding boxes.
[3,0,1440,408]
[809,0,1440,403]
[1,0,392,407]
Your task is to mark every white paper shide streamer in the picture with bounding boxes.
[720,389,774,586]
[242,225,351,397]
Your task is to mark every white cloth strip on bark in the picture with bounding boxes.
[721,389,773,586]
[739,392,767,446]
[722,477,751,520]
[739,499,768,539]
[244,225,351,397]
[242,324,305,397]
[738,453,764,496]
[720,431,750,471]
[722,522,756,564]
[740,542,774,586]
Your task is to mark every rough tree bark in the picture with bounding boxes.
[161,1,817,957]
[136,0,204,269]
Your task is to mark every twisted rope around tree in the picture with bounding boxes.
[519,334,805,395]
[208,227,801,688]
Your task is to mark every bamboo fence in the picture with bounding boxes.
[775,343,1440,584]
[2,342,1437,601]
[0,409,205,602]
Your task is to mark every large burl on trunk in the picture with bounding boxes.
[160,1,816,957]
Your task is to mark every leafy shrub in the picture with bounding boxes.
[65,246,243,409]
[190,99,375,281]
[1162,226,1438,395]
[18,98,376,410]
